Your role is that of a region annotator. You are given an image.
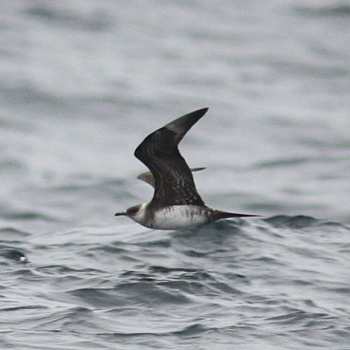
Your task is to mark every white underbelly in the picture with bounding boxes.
[151,205,210,230]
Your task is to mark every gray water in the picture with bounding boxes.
[1,1,350,349]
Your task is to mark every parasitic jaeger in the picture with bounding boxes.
[115,108,258,230]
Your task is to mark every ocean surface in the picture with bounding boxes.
[1,1,350,349]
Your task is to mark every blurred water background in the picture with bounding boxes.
[0,1,349,349]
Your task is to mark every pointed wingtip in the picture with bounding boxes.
[164,107,209,143]
[189,107,209,117]
[196,107,209,113]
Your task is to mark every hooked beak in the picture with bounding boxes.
[115,212,126,216]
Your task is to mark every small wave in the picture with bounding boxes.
[1,210,58,222]
[69,288,124,308]
[265,215,350,230]
[294,5,350,17]
[24,4,113,32]
[0,248,28,263]
[0,158,26,171]
[0,227,31,239]
[264,215,319,229]
[172,220,243,238]
[267,308,332,327]
[253,157,311,169]
[172,323,208,336]
[120,266,241,299]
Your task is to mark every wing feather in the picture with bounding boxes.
[134,108,208,208]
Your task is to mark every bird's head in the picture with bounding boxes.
[115,204,143,220]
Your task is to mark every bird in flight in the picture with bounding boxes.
[115,108,258,230]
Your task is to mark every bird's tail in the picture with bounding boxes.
[212,210,259,221]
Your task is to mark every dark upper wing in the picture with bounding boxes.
[137,167,206,188]
[134,108,208,208]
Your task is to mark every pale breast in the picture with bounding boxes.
[152,205,211,230]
